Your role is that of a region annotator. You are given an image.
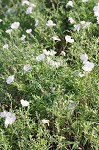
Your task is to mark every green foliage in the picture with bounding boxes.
[0,0,99,149]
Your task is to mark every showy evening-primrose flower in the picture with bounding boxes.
[26,28,32,34]
[26,6,33,14]
[66,1,73,7]
[68,17,75,24]
[93,3,99,23]
[21,34,26,41]
[36,54,45,61]
[80,21,91,28]
[6,29,12,34]
[60,51,66,56]
[20,99,29,107]
[0,111,8,117]
[23,64,32,72]
[22,0,30,6]
[74,21,91,31]
[0,111,16,128]
[3,44,8,49]
[65,35,74,43]
[11,22,20,29]
[42,119,50,126]
[82,61,94,72]
[82,0,88,2]
[6,8,11,14]
[93,2,99,17]
[68,100,75,110]
[35,19,39,26]
[43,49,56,56]
[5,112,16,128]
[74,24,81,32]
[52,36,61,41]
[46,20,56,27]
[97,16,99,24]
[47,57,60,68]
[80,53,88,62]
[0,19,3,22]
[6,75,14,84]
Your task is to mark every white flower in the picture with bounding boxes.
[60,51,66,56]
[21,34,26,40]
[42,119,50,126]
[6,8,11,14]
[23,64,32,72]
[26,28,32,34]
[43,49,57,56]
[22,0,30,6]
[68,100,75,110]
[47,57,52,63]
[68,17,75,24]
[43,49,49,55]
[20,99,29,107]
[5,112,16,128]
[25,2,36,14]
[22,0,36,7]
[49,50,57,56]
[3,44,9,49]
[0,111,16,128]
[66,1,73,7]
[47,57,60,68]
[74,24,81,32]
[82,61,94,72]
[26,7,33,14]
[65,35,74,43]
[0,111,8,118]
[80,53,88,62]
[97,16,99,24]
[80,21,91,28]
[84,22,91,28]
[36,54,45,61]
[52,36,61,41]
[6,29,12,34]
[11,22,20,29]
[53,61,60,68]
[82,0,88,2]
[6,75,14,84]
[78,72,84,77]
[93,2,99,17]
[43,49,51,55]
[46,20,56,27]
[0,19,3,22]
[43,49,48,55]
[74,21,91,31]
[35,19,39,26]
[50,86,56,92]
